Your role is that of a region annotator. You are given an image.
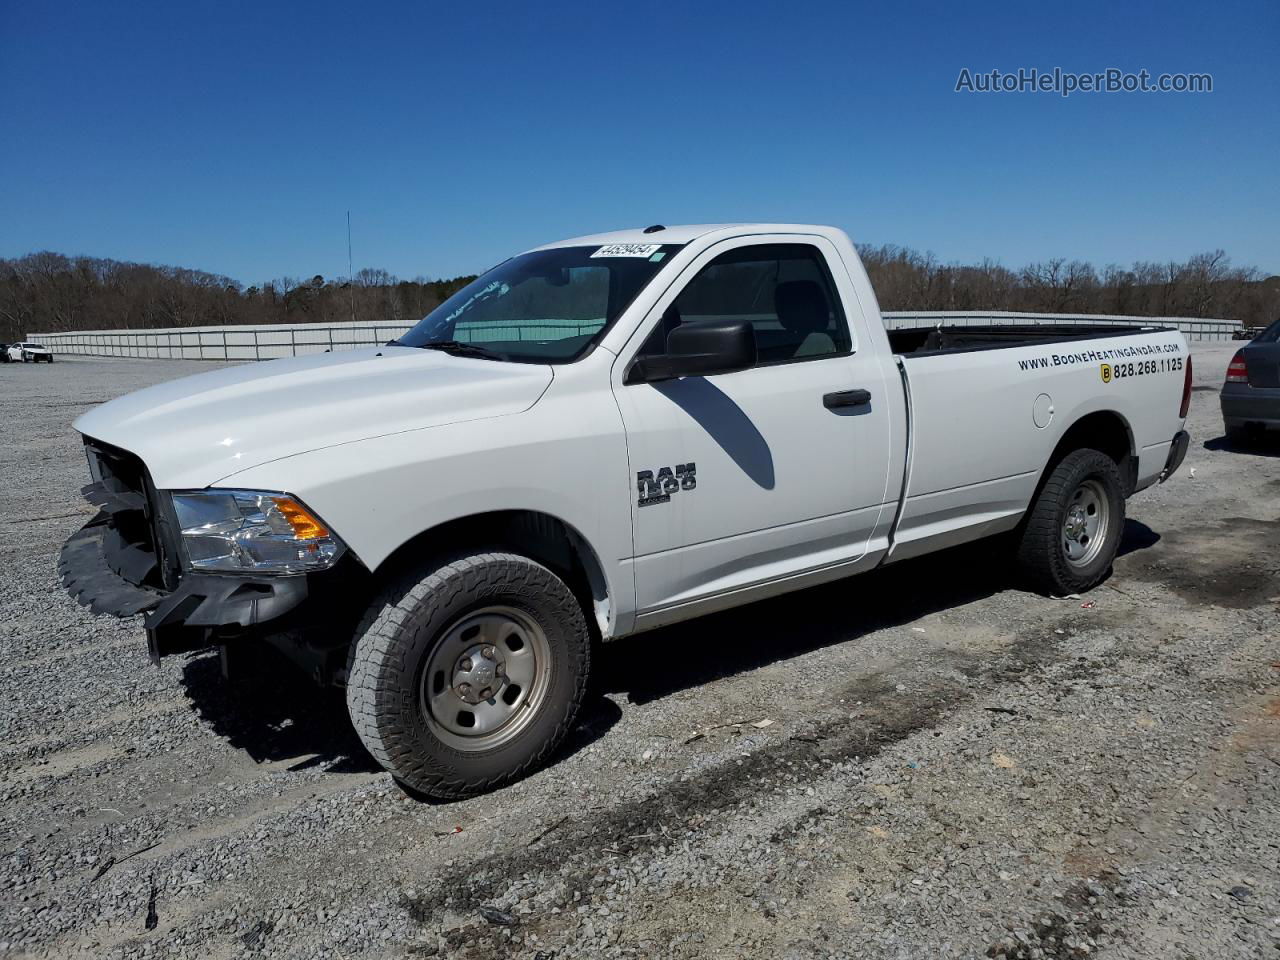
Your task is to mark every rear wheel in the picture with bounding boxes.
[1016,448,1125,595]
[345,551,590,799]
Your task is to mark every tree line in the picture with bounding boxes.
[858,245,1277,323]
[0,253,477,343]
[1,246,1276,344]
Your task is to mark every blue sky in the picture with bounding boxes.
[2,0,1276,285]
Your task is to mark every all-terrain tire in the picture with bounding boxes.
[345,551,590,799]
[1016,448,1126,595]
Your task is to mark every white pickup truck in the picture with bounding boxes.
[61,224,1191,797]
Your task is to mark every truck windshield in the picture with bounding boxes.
[396,244,683,363]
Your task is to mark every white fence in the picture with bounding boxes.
[27,319,414,362]
[29,310,1242,361]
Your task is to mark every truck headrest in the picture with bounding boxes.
[775,281,828,334]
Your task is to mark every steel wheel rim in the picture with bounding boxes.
[1062,478,1110,569]
[420,605,551,752]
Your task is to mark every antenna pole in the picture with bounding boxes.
[347,211,356,323]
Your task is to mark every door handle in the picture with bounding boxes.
[823,388,872,409]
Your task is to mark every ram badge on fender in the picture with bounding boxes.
[59,224,1191,799]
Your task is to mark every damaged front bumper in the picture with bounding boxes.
[60,509,311,662]
[61,438,366,682]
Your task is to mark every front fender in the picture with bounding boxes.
[218,402,637,636]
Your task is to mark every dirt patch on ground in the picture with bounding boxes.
[399,627,1102,951]
[1117,516,1280,608]
[401,671,971,930]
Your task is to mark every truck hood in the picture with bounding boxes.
[75,346,554,489]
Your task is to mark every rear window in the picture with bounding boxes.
[1255,319,1280,343]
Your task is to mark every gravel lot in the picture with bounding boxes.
[1,345,1277,960]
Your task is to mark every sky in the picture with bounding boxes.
[1,0,1277,285]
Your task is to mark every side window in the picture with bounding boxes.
[639,243,851,364]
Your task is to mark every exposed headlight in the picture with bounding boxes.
[169,490,344,575]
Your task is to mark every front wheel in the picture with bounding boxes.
[1016,448,1126,595]
[346,551,591,799]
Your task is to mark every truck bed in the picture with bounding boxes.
[887,323,1170,356]
[883,322,1189,563]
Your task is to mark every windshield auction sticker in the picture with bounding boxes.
[591,243,663,258]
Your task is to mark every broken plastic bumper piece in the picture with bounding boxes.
[59,511,309,662]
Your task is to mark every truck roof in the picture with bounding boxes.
[532,223,837,250]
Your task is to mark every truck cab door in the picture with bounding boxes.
[613,235,894,629]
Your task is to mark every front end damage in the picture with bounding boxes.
[59,438,363,682]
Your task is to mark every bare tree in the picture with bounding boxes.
[2,244,1273,346]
